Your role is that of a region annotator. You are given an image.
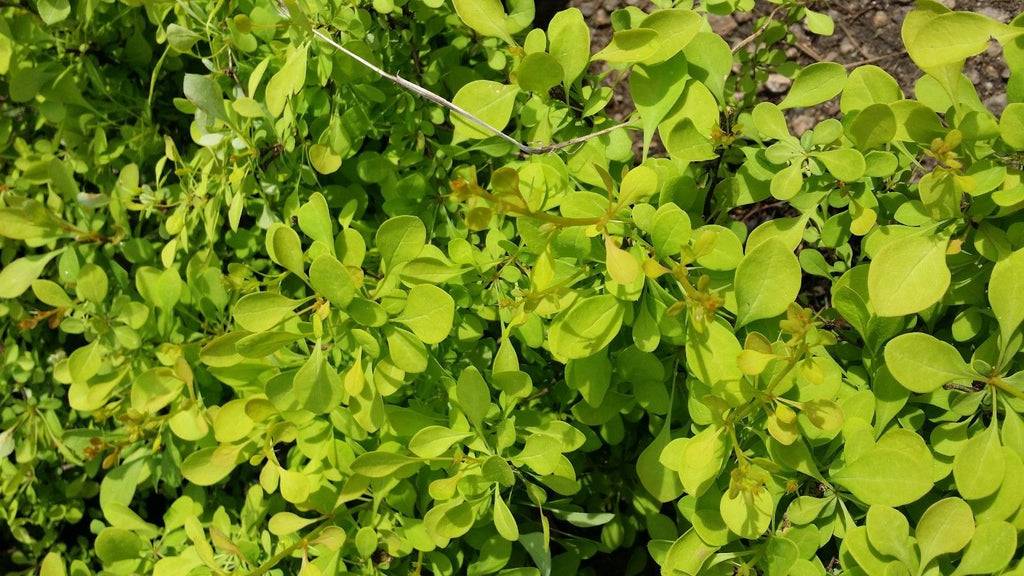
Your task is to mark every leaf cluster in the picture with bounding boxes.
[2,1,1024,575]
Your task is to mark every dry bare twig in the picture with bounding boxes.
[273,0,634,156]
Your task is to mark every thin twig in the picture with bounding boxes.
[836,19,871,60]
[842,50,907,69]
[274,1,634,156]
[731,5,786,54]
[795,42,825,63]
[311,28,634,155]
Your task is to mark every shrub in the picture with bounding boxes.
[2,0,1024,574]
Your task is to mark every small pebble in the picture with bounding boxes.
[977,7,1010,23]
[984,93,1008,116]
[708,14,738,37]
[872,11,890,27]
[765,73,792,94]
[790,112,816,136]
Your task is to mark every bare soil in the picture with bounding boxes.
[563,0,1021,129]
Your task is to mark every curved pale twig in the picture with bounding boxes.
[272,0,633,155]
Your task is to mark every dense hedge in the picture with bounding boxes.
[2,0,1024,575]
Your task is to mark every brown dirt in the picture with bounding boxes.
[567,0,1020,132]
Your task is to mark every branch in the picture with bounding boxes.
[273,1,634,156]
[731,6,786,54]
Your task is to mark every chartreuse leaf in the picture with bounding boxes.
[664,120,716,162]
[674,426,729,496]
[566,353,611,407]
[866,506,911,563]
[296,192,333,247]
[884,333,976,393]
[650,203,691,258]
[350,451,423,478]
[841,65,903,114]
[663,529,718,575]
[845,526,891,575]
[593,29,661,64]
[804,9,833,35]
[385,327,428,373]
[832,430,933,506]
[456,367,490,429]
[309,144,341,174]
[0,207,62,240]
[868,233,950,317]
[181,445,243,486]
[31,280,72,308]
[548,295,624,360]
[605,236,640,285]
[292,345,341,414]
[734,238,800,327]
[452,0,513,45]
[0,250,60,299]
[512,434,561,475]
[990,247,1024,344]
[953,423,1005,500]
[637,411,683,503]
[770,164,802,200]
[905,11,1005,71]
[851,103,896,150]
[94,527,146,564]
[397,284,454,344]
[752,102,791,141]
[954,521,1016,576]
[493,491,519,541]
[234,292,302,332]
[638,9,702,64]
[719,489,773,539]
[309,254,355,309]
[40,552,66,576]
[409,426,472,459]
[686,320,743,405]
[38,0,71,25]
[267,223,305,276]
[814,148,865,182]
[631,54,689,158]
[268,512,318,535]
[779,62,847,110]
[1000,103,1024,150]
[183,73,228,122]
[517,53,562,94]
[972,447,1024,523]
[76,264,108,303]
[916,497,974,572]
[375,215,426,269]
[265,44,307,117]
[548,8,589,84]
[451,81,519,144]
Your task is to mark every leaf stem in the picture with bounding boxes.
[990,376,1024,403]
[246,517,333,576]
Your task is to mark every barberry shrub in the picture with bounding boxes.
[2,0,1024,575]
